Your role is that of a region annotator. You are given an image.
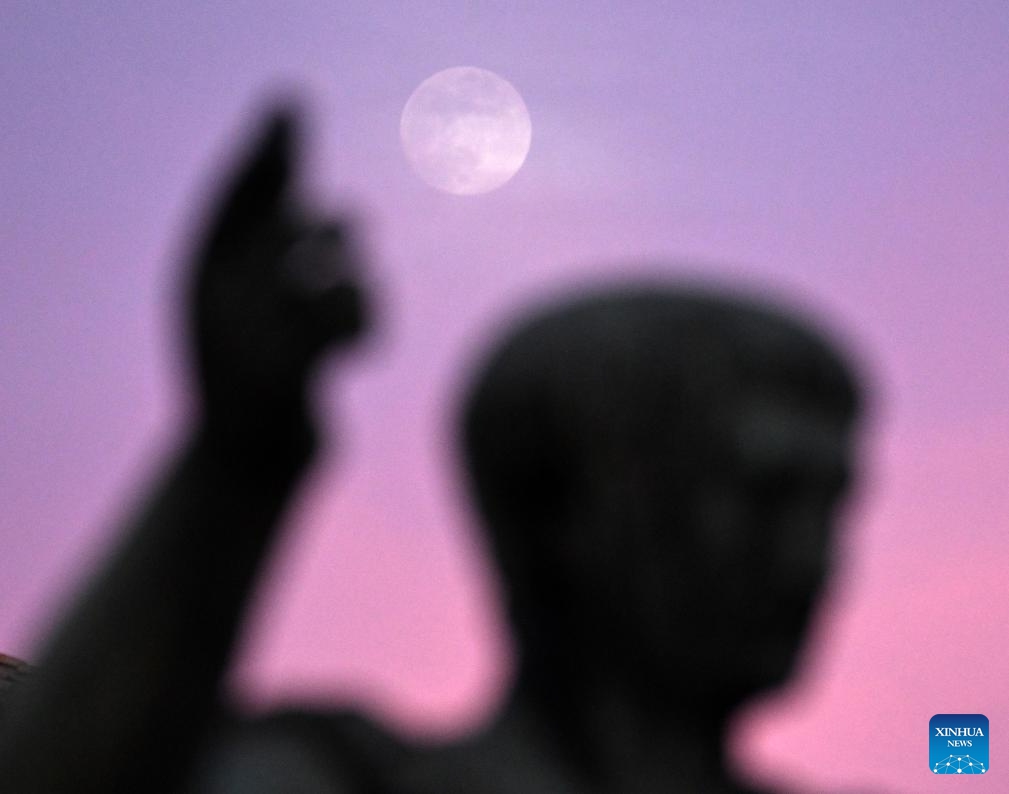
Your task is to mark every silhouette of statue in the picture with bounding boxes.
[0,109,861,794]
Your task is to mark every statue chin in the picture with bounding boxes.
[697,637,806,706]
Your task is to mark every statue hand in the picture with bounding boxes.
[188,110,368,443]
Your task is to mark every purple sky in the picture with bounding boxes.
[3,3,1008,791]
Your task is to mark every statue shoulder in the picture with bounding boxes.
[192,708,410,794]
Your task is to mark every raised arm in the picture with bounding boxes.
[0,110,367,793]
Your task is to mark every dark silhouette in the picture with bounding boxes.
[0,655,30,710]
[0,109,862,794]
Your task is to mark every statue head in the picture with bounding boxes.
[460,284,862,715]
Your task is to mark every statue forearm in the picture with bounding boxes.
[0,417,315,793]
[0,105,367,793]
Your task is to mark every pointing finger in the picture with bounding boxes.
[204,109,298,262]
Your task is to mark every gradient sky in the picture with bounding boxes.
[2,3,1008,792]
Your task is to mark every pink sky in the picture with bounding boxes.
[2,3,1008,791]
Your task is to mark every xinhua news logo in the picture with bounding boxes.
[930,714,989,775]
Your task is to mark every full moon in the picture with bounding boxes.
[400,66,532,195]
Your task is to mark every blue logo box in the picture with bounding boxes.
[930,714,989,775]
